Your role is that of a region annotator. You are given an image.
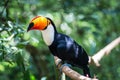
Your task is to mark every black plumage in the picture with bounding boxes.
[47,18,91,77]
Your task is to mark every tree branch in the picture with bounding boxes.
[89,36,120,66]
[54,56,98,80]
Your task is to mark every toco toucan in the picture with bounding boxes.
[27,16,91,77]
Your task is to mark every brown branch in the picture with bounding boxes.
[89,36,120,66]
[54,56,98,80]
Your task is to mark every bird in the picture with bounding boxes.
[27,16,91,77]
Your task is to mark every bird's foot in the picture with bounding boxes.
[59,63,72,72]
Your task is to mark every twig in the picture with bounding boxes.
[89,36,120,66]
[54,56,98,80]
[61,73,66,80]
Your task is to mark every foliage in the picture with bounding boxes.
[0,0,120,80]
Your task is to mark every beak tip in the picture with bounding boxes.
[27,22,34,32]
[27,29,29,32]
[27,28,30,32]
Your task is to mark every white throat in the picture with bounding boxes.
[41,24,55,46]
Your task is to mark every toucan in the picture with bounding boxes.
[27,16,91,77]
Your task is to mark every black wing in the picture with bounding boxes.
[55,34,77,63]
[56,34,89,66]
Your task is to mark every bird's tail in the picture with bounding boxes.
[83,66,91,77]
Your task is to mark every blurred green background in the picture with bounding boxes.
[0,0,120,80]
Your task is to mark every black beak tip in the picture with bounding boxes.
[27,22,34,32]
[27,28,30,32]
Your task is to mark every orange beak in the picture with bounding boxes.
[27,16,50,31]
